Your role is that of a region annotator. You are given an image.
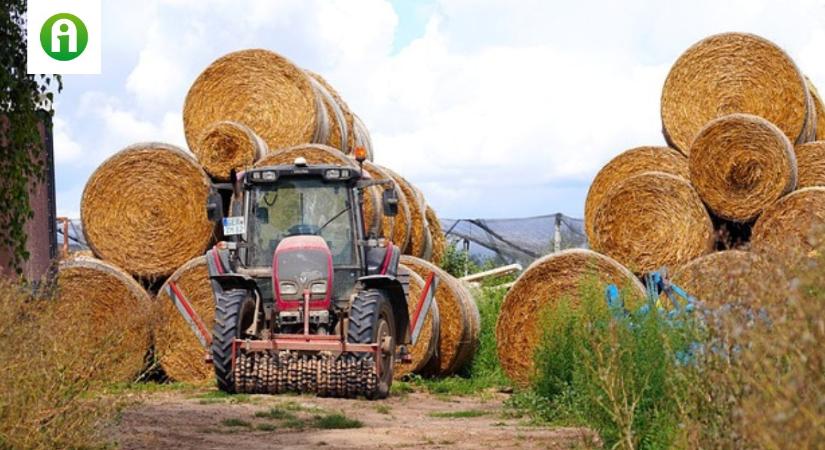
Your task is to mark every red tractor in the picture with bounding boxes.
[200,152,435,399]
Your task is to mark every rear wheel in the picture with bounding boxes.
[348,289,395,399]
[211,289,256,393]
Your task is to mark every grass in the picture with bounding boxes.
[196,391,252,404]
[375,404,392,415]
[255,407,297,420]
[313,413,363,429]
[428,409,489,418]
[255,423,278,431]
[221,418,252,428]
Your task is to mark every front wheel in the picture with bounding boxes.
[211,289,256,393]
[347,289,395,399]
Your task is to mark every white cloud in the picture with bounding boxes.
[52,117,83,165]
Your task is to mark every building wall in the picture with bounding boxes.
[0,114,57,281]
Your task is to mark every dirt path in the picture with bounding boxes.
[110,388,595,449]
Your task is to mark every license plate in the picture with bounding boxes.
[222,217,245,236]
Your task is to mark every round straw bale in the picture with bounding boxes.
[195,121,267,181]
[807,77,825,141]
[670,250,787,308]
[496,249,645,385]
[451,280,480,374]
[306,71,348,152]
[591,172,714,274]
[155,256,215,383]
[752,187,825,268]
[255,143,355,168]
[184,49,326,153]
[394,265,440,379]
[364,162,411,250]
[689,113,797,221]
[400,255,476,375]
[57,258,153,381]
[795,141,825,188]
[585,146,688,242]
[353,114,374,161]
[81,143,214,279]
[380,166,429,257]
[661,33,809,154]
[426,205,447,265]
[305,70,356,153]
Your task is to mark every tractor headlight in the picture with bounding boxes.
[325,169,340,179]
[262,171,277,181]
[310,281,327,294]
[279,282,298,295]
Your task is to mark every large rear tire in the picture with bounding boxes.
[211,289,256,393]
[348,289,395,399]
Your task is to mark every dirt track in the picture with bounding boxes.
[110,388,595,449]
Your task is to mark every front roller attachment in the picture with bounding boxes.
[230,336,383,398]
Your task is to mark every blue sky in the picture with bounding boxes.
[53,0,825,220]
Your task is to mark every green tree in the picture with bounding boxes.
[1,0,62,273]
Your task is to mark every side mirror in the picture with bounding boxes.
[382,188,399,217]
[255,206,269,224]
[206,190,224,222]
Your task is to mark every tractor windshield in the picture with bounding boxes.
[248,177,355,267]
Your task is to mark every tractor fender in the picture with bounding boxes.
[206,248,257,295]
[358,275,410,345]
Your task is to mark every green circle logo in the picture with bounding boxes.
[40,13,88,61]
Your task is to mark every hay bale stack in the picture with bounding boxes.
[794,141,825,188]
[57,258,153,381]
[400,255,479,375]
[81,143,214,279]
[752,187,825,268]
[426,205,447,265]
[381,165,430,258]
[584,146,688,241]
[496,249,645,386]
[671,250,787,308]
[194,121,267,181]
[155,256,215,383]
[661,33,810,154]
[591,172,714,274]
[689,113,797,221]
[364,162,412,250]
[394,265,440,379]
[255,143,356,168]
[306,70,349,153]
[807,77,825,141]
[184,49,328,154]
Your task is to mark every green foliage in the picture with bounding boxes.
[312,413,363,429]
[255,423,277,431]
[530,280,701,449]
[255,407,296,420]
[221,418,252,428]
[428,409,488,418]
[1,0,62,273]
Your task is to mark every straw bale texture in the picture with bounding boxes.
[394,265,440,379]
[184,49,324,153]
[81,143,214,279]
[585,146,688,241]
[752,187,825,268]
[306,70,348,152]
[426,205,447,265]
[689,113,797,221]
[591,172,714,274]
[400,255,476,375]
[364,162,411,250]
[255,143,356,168]
[661,33,809,154]
[496,249,645,386]
[195,121,267,181]
[381,165,429,258]
[353,114,374,161]
[807,77,825,141]
[795,141,825,188]
[57,258,152,381]
[305,70,356,153]
[155,256,215,383]
[671,250,787,308]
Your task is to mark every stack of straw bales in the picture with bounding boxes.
[64,48,454,382]
[497,32,825,385]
